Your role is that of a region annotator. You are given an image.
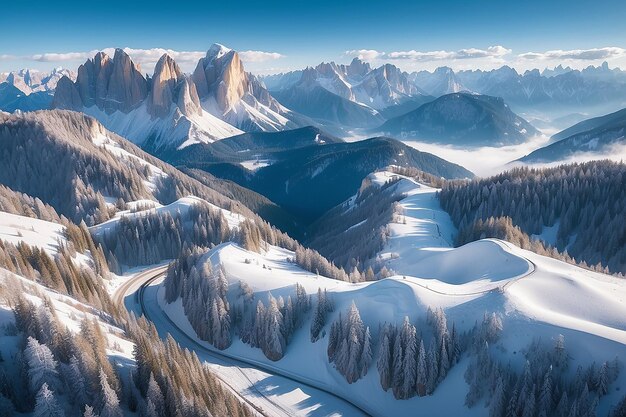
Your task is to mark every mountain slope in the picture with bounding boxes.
[518,108,626,163]
[176,134,473,224]
[551,107,626,141]
[0,110,292,231]
[379,93,540,146]
[267,59,431,130]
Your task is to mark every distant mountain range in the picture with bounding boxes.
[378,92,540,146]
[0,67,74,112]
[2,48,626,152]
[263,58,433,130]
[517,107,626,163]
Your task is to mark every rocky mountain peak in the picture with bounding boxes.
[192,44,249,113]
[149,54,183,117]
[347,57,371,78]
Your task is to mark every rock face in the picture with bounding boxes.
[149,54,201,118]
[191,43,305,131]
[192,44,249,112]
[51,48,247,153]
[51,76,82,110]
[70,49,148,113]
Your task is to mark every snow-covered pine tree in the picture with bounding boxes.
[33,383,64,417]
[359,326,372,378]
[96,368,122,417]
[416,339,427,397]
[25,337,61,395]
[377,331,392,391]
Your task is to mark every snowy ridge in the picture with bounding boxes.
[156,237,626,415]
[91,195,245,236]
[152,168,626,416]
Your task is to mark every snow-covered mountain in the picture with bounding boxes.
[409,66,469,97]
[192,43,309,132]
[0,67,75,112]
[517,107,626,164]
[379,92,540,146]
[0,67,74,93]
[0,82,54,112]
[154,169,626,417]
[264,58,432,129]
[411,62,626,115]
[52,48,243,153]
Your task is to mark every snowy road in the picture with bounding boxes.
[114,267,370,417]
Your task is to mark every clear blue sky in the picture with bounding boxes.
[2,0,625,74]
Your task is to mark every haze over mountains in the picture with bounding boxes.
[1,43,625,161]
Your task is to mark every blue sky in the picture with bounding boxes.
[2,0,625,74]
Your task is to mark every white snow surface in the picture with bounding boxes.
[156,170,626,416]
[83,103,242,151]
[0,211,66,255]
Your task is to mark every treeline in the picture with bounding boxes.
[375,307,461,398]
[439,161,626,274]
[127,314,254,417]
[234,218,355,283]
[5,297,124,416]
[96,204,231,272]
[387,165,447,188]
[457,216,612,274]
[239,288,309,361]
[164,248,232,350]
[307,175,400,276]
[3,294,254,417]
[0,239,115,313]
[164,248,313,360]
[327,302,372,383]
[0,184,64,224]
[0,111,152,225]
[465,330,620,417]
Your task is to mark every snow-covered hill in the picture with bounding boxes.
[154,170,626,416]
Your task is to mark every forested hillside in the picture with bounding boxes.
[439,161,626,273]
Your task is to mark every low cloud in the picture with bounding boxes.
[519,47,626,61]
[1,47,284,69]
[238,50,285,62]
[347,46,511,62]
[345,49,383,61]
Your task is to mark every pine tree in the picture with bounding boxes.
[392,336,404,397]
[265,296,285,361]
[416,340,427,397]
[67,355,88,409]
[377,333,392,391]
[490,376,506,417]
[400,318,417,399]
[25,337,60,394]
[539,367,553,414]
[359,327,372,378]
[33,383,64,417]
[96,368,122,417]
[146,373,164,417]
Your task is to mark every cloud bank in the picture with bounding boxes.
[1,47,285,72]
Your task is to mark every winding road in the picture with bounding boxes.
[114,266,372,417]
